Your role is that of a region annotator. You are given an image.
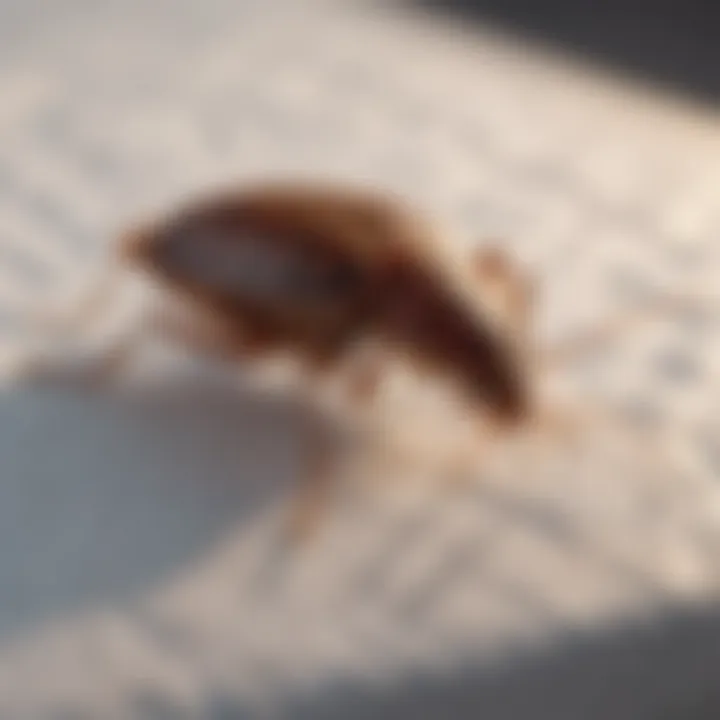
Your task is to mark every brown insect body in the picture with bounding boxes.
[17,179,702,540]
[124,182,533,425]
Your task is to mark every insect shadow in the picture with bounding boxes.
[9,180,713,543]
[0,364,342,645]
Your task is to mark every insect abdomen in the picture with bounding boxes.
[385,263,529,423]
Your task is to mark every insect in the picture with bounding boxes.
[121,182,535,417]
[12,180,709,539]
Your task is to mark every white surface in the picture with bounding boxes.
[1,1,720,718]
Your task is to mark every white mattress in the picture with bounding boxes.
[1,2,720,718]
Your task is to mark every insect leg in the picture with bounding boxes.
[342,344,391,407]
[285,425,343,543]
[29,263,127,339]
[7,264,139,384]
[472,245,535,334]
[543,309,659,368]
[473,245,515,280]
[543,290,718,369]
[148,303,241,358]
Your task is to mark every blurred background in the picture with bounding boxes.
[1,1,720,718]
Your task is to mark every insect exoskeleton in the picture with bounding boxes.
[121,180,535,428]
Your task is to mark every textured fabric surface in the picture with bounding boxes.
[1,2,720,718]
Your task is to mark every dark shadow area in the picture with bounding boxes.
[262,603,720,720]
[404,0,720,106]
[0,369,338,645]
[4,369,719,720]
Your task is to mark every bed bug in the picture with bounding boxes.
[121,183,535,418]
[12,180,710,538]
